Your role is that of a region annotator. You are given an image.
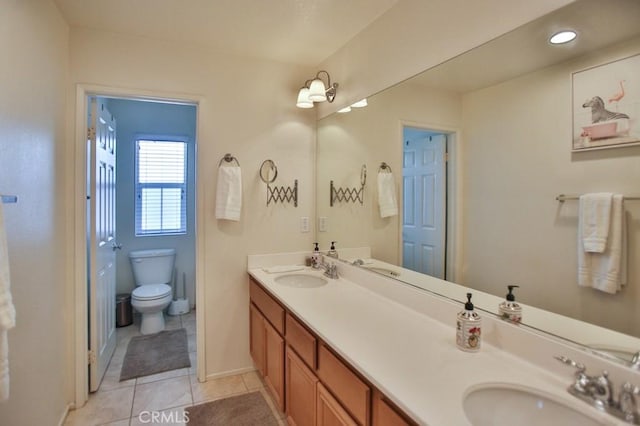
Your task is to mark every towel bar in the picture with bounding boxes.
[218,153,240,167]
[556,194,639,202]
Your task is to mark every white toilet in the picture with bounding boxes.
[129,248,176,335]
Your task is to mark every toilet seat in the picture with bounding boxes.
[132,283,172,301]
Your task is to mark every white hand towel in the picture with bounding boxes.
[579,193,613,253]
[578,194,626,294]
[215,166,242,221]
[262,265,305,274]
[0,203,15,401]
[377,172,398,218]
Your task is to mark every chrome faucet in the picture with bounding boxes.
[556,355,640,424]
[319,259,338,279]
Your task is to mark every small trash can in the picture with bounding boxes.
[116,293,133,327]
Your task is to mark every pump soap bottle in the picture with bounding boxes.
[499,285,522,323]
[311,243,321,269]
[456,293,482,352]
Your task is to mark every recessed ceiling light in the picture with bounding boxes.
[549,30,577,45]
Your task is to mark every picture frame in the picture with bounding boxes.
[572,53,640,151]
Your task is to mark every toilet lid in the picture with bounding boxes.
[132,284,172,300]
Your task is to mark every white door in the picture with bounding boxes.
[402,132,447,278]
[88,98,118,391]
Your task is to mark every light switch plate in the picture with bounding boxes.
[300,216,310,233]
[318,216,327,232]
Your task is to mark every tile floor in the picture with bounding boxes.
[64,311,287,425]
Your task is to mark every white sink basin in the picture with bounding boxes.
[463,383,612,426]
[274,273,328,288]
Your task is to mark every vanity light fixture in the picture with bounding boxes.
[549,30,577,45]
[296,70,338,108]
[337,98,368,113]
[351,98,368,108]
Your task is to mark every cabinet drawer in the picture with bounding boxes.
[373,391,416,426]
[250,279,285,334]
[317,344,370,425]
[286,313,317,369]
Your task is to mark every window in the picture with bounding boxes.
[135,139,187,236]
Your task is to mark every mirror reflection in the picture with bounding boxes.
[317,0,640,365]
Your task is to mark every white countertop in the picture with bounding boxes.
[248,262,623,425]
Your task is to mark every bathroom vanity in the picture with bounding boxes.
[248,252,636,425]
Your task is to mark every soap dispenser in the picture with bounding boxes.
[456,293,482,352]
[327,241,338,258]
[311,242,321,269]
[499,285,522,324]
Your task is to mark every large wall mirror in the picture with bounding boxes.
[317,0,640,367]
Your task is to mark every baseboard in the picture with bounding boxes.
[204,366,255,382]
[58,403,74,426]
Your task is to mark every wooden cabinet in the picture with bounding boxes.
[249,303,265,374]
[372,391,416,426]
[317,344,370,425]
[317,383,358,426]
[249,278,286,411]
[249,276,416,425]
[285,347,318,426]
[286,313,317,369]
[264,319,285,411]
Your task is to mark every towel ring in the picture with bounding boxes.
[360,164,367,187]
[259,159,278,184]
[379,162,392,173]
[218,153,240,167]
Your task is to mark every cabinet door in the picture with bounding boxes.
[249,303,265,374]
[264,319,285,412]
[317,383,358,426]
[286,347,318,426]
[373,391,414,426]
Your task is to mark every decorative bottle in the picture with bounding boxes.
[456,293,482,352]
[311,242,321,269]
[499,285,522,324]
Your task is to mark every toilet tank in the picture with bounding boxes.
[129,248,176,286]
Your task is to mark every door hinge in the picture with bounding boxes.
[444,152,449,162]
[87,126,96,141]
[88,350,96,365]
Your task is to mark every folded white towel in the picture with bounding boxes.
[0,203,15,401]
[262,265,305,274]
[0,332,8,401]
[377,172,398,218]
[579,193,613,253]
[215,166,242,221]
[578,194,626,294]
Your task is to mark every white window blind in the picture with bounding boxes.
[135,139,187,236]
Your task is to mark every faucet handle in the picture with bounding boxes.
[592,371,614,407]
[620,382,640,423]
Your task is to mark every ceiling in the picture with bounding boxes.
[410,0,640,94]
[53,0,399,66]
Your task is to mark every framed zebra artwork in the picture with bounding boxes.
[572,52,639,151]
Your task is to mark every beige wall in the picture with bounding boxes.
[0,0,71,424]
[462,37,640,336]
[317,83,462,262]
[69,28,316,377]
[316,0,575,118]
